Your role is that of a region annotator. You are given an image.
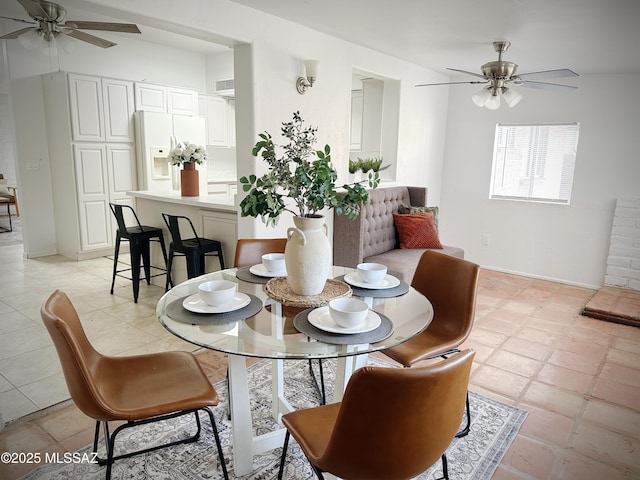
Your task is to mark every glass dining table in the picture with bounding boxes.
[156,265,434,476]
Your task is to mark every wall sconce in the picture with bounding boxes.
[296,60,319,94]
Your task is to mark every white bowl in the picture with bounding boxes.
[357,262,387,284]
[198,280,237,306]
[262,253,286,273]
[328,297,369,329]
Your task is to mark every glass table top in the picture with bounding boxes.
[157,266,433,360]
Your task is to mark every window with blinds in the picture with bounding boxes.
[489,123,580,204]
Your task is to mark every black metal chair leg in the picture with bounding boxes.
[277,430,291,480]
[455,391,471,438]
[110,236,121,294]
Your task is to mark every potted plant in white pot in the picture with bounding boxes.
[240,111,379,295]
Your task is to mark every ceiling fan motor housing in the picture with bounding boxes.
[481,60,518,79]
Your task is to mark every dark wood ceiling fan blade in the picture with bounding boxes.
[64,21,141,33]
[0,26,36,39]
[63,30,116,48]
[517,68,579,80]
[18,0,51,20]
[447,68,487,79]
[416,80,488,87]
[519,80,578,92]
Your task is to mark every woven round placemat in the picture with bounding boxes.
[165,294,263,325]
[293,308,393,344]
[333,274,410,298]
[264,277,352,308]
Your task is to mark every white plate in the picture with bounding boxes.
[344,272,400,290]
[183,292,251,314]
[249,264,288,278]
[308,306,381,334]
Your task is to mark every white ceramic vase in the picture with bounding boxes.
[285,215,332,296]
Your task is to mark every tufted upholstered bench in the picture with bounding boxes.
[332,186,464,283]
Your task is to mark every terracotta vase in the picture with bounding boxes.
[180,163,199,196]
[285,215,332,296]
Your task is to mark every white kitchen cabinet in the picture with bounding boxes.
[103,79,135,143]
[134,83,167,112]
[43,72,138,260]
[68,74,105,142]
[74,144,111,251]
[168,87,199,116]
[200,94,230,147]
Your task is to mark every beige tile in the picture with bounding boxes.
[0,389,39,423]
[487,350,542,377]
[583,398,640,440]
[536,363,594,393]
[501,337,553,361]
[522,381,584,418]
[548,349,603,375]
[0,326,52,360]
[466,327,508,348]
[471,365,530,398]
[499,435,559,479]
[0,345,61,387]
[592,377,640,412]
[559,452,637,480]
[20,373,70,410]
[606,348,640,369]
[518,403,574,446]
[572,422,640,472]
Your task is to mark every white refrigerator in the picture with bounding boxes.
[134,111,207,193]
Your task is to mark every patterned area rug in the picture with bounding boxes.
[22,357,527,480]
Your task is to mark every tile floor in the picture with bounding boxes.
[0,243,639,479]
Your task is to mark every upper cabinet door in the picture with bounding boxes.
[134,83,167,112]
[167,87,199,116]
[68,74,105,142]
[102,79,135,143]
[205,95,229,147]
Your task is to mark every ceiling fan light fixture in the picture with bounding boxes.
[485,89,501,110]
[472,86,492,107]
[502,87,522,108]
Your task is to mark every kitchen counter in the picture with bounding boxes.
[127,190,239,285]
[127,190,237,213]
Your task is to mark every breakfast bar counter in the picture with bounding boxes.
[127,190,239,285]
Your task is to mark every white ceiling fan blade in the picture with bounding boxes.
[519,80,578,92]
[447,68,487,79]
[64,21,141,33]
[0,26,37,39]
[63,29,116,48]
[517,69,579,80]
[416,80,488,87]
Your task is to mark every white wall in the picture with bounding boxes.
[441,73,640,288]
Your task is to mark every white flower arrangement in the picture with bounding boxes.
[168,141,207,166]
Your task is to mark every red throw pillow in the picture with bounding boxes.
[393,212,443,249]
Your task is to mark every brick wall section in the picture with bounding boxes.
[605,198,640,290]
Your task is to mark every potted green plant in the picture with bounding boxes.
[239,111,379,295]
[348,156,389,182]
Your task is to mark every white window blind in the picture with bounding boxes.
[489,123,580,204]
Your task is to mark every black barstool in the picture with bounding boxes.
[109,203,168,303]
[162,213,225,290]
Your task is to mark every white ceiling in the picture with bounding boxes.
[227,0,640,77]
[2,0,640,78]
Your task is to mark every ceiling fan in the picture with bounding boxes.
[416,41,578,109]
[0,0,141,49]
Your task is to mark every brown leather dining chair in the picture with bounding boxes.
[233,237,288,268]
[40,290,229,480]
[278,349,476,480]
[382,250,480,437]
